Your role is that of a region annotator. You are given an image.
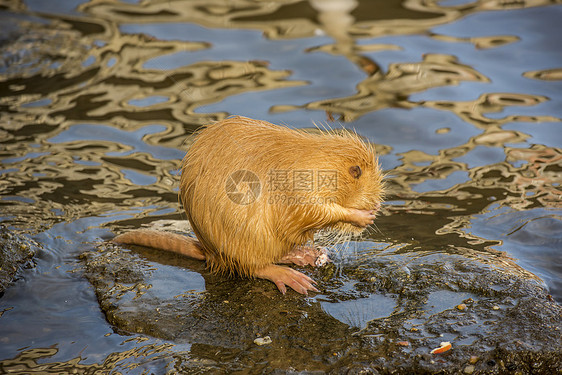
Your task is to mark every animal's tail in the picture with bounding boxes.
[112,229,206,261]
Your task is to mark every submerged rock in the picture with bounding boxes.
[0,227,38,294]
[81,226,561,373]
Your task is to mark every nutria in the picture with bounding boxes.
[113,116,384,294]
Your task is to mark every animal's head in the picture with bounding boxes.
[327,132,385,236]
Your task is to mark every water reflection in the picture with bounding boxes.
[0,0,561,371]
[524,67,562,81]
[0,343,176,374]
[275,53,490,121]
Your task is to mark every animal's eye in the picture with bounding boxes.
[349,165,362,179]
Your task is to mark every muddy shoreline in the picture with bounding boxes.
[77,225,561,373]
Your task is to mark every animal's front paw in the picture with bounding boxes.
[348,208,377,228]
[255,265,318,295]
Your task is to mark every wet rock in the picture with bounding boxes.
[0,226,38,294]
[254,336,272,346]
[81,230,562,373]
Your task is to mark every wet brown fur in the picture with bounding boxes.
[177,116,384,277]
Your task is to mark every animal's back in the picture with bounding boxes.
[179,117,298,276]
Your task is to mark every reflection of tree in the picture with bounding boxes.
[430,33,519,49]
[0,345,175,374]
[524,68,562,81]
[274,54,489,121]
[504,145,562,209]
[377,142,561,265]
[424,92,558,130]
[76,0,559,123]
[84,0,555,41]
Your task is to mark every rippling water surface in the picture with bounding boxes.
[1,0,561,372]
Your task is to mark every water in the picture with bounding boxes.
[1,0,560,372]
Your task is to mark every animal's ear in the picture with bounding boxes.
[349,165,362,179]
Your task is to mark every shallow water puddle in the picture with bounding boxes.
[319,293,397,329]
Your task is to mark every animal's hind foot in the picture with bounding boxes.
[279,245,330,267]
[255,264,318,295]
